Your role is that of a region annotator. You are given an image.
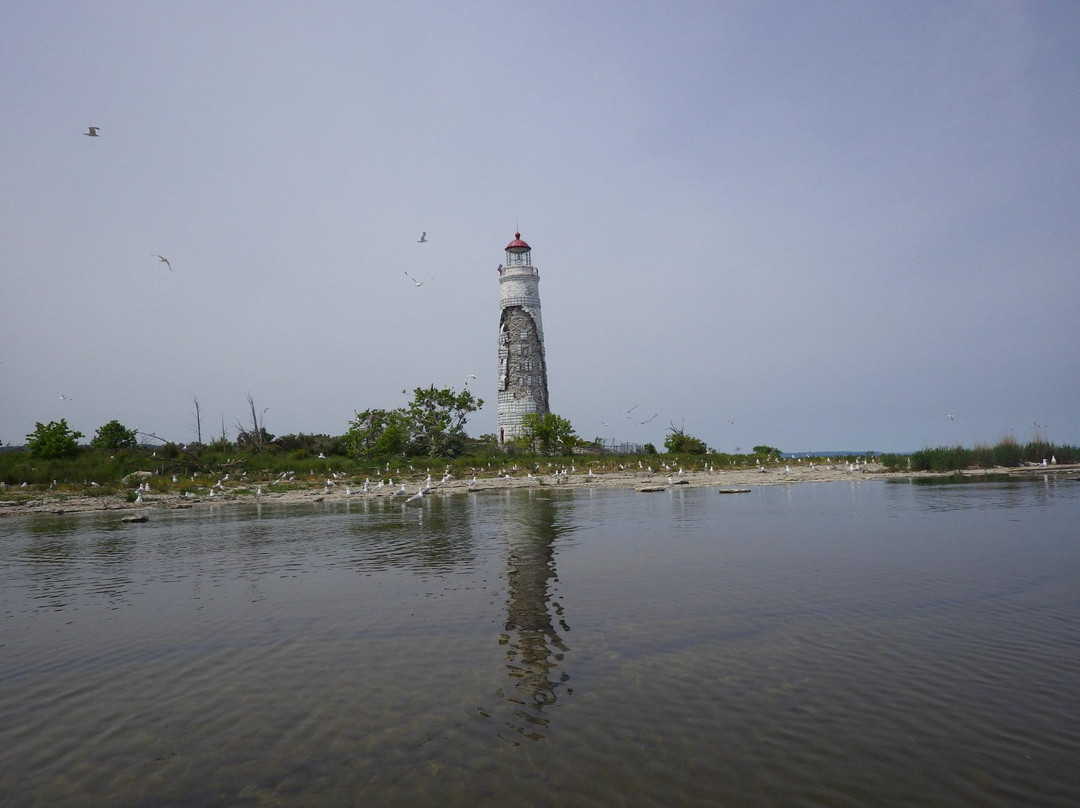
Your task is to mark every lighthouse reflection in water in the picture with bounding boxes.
[6,480,1079,806]
[491,489,572,743]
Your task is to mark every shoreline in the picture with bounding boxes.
[3,463,1078,519]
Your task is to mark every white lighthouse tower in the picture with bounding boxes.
[497,232,549,445]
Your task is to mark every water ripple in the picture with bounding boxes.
[1,482,1078,807]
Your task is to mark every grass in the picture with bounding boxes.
[4,437,1071,496]
[0,443,876,495]
[897,436,1078,473]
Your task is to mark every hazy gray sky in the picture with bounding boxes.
[3,1,1078,453]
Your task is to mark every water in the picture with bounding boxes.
[2,478,1078,807]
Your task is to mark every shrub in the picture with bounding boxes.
[518,412,578,456]
[91,420,138,451]
[665,427,707,454]
[26,419,84,459]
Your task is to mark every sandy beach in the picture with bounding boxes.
[3,461,1077,519]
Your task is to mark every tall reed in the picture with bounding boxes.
[907,436,1077,472]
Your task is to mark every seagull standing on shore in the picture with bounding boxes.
[84,127,100,137]
[404,271,433,287]
[152,254,172,271]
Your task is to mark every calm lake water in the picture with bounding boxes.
[2,478,1078,807]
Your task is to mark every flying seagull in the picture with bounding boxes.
[59,394,73,401]
[639,413,658,424]
[152,254,172,271]
[417,232,428,243]
[84,127,100,137]
[404,270,433,287]
[464,374,477,385]
[947,413,955,421]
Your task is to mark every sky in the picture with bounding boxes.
[2,1,1078,455]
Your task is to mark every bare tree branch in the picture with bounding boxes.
[192,395,203,444]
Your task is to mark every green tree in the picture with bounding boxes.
[752,445,782,458]
[405,386,483,457]
[345,409,409,459]
[26,419,84,459]
[519,412,578,455]
[664,425,708,455]
[91,419,138,451]
[346,386,483,460]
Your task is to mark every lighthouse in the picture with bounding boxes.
[497,232,549,445]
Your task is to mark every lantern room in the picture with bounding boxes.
[504,233,531,267]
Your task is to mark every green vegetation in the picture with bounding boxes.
[405,386,483,457]
[91,420,138,451]
[664,425,708,455]
[344,386,483,460]
[26,419,84,459]
[896,436,1078,472]
[0,435,805,496]
[518,412,578,455]
[345,409,408,459]
[5,393,1075,496]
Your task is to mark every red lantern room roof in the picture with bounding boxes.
[505,232,530,252]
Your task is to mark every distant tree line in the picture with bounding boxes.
[20,388,1076,489]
